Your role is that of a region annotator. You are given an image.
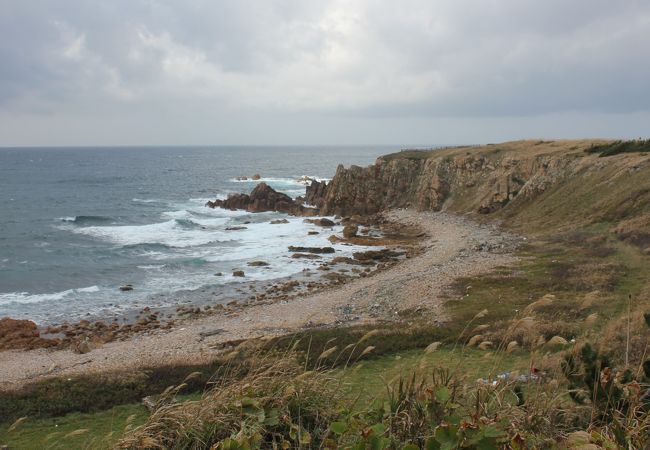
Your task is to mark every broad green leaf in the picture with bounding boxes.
[435,424,460,450]
[475,437,499,450]
[370,423,387,436]
[482,424,505,439]
[425,437,441,450]
[330,421,348,435]
[435,386,451,403]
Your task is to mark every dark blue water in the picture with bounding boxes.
[0,146,393,324]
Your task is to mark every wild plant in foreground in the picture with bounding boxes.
[560,312,650,448]
[116,349,343,450]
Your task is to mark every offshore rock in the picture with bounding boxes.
[207,182,318,216]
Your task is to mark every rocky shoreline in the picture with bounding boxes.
[0,208,519,390]
[0,200,420,354]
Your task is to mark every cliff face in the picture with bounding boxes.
[311,140,650,239]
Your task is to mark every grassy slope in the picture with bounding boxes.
[0,404,148,450]
[1,348,532,449]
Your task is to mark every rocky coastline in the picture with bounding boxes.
[0,207,518,389]
[11,139,629,387]
[0,182,422,359]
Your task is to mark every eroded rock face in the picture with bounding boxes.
[0,317,59,350]
[304,180,328,208]
[305,143,592,217]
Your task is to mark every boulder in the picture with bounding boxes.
[233,270,245,277]
[119,284,134,292]
[0,317,58,350]
[251,174,261,180]
[270,219,289,224]
[342,224,358,238]
[353,249,403,261]
[247,261,270,267]
[304,218,336,227]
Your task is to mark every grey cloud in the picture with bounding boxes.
[0,0,649,145]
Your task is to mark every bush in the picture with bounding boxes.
[585,140,650,157]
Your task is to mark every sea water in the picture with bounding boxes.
[0,146,393,324]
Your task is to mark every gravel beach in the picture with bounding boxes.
[0,209,519,390]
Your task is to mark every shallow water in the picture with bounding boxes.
[0,145,394,324]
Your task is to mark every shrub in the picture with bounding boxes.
[585,140,650,157]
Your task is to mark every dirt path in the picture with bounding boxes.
[0,210,518,390]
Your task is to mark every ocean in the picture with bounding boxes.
[0,145,394,325]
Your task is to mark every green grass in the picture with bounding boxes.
[0,356,252,423]
[339,346,532,406]
[443,226,649,354]
[0,403,148,450]
[0,347,533,449]
[585,139,650,157]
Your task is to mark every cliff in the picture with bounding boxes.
[310,139,650,243]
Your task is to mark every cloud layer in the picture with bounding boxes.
[1,1,649,145]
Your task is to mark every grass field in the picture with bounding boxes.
[0,347,534,449]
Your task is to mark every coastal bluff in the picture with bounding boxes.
[307,139,650,243]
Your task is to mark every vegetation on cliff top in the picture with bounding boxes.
[585,139,650,157]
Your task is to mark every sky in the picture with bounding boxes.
[1,0,649,146]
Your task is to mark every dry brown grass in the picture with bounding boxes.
[116,350,343,449]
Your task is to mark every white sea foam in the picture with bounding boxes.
[0,285,100,306]
[229,176,330,185]
[132,198,163,203]
[72,219,232,248]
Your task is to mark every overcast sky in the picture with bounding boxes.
[1,0,649,146]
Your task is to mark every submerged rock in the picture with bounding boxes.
[291,253,322,259]
[288,246,335,254]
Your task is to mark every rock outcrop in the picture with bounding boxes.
[0,317,59,350]
[207,182,318,216]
